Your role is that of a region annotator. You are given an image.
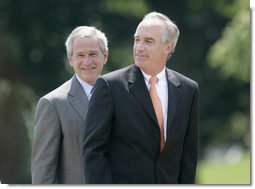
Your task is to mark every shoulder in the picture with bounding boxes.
[96,65,135,86]
[167,68,198,90]
[40,77,73,103]
[102,65,134,80]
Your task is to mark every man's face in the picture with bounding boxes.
[69,36,108,85]
[133,19,172,75]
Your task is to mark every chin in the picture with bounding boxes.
[136,61,148,68]
[135,61,144,66]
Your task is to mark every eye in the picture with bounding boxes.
[146,39,154,44]
[90,53,98,57]
[134,38,140,43]
[76,54,84,58]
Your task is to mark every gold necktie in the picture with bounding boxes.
[149,76,165,152]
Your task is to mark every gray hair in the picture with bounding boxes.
[65,26,108,58]
[143,12,180,57]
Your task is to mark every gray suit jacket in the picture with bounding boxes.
[84,64,199,184]
[31,75,89,184]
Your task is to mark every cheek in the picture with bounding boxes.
[96,58,105,66]
[153,49,163,58]
[70,61,78,69]
[97,62,104,72]
[69,58,74,66]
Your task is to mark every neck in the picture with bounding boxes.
[139,67,165,76]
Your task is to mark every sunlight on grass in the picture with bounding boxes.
[197,151,250,184]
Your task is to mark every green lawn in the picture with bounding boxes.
[196,151,250,184]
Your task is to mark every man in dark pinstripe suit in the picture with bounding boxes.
[83,11,199,184]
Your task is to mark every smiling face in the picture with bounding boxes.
[133,19,172,76]
[69,36,108,85]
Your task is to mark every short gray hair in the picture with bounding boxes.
[65,26,108,58]
[143,12,180,57]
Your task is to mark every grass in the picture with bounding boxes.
[196,151,250,184]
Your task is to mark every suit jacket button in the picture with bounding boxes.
[154,134,159,139]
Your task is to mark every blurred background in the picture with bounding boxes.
[0,0,250,184]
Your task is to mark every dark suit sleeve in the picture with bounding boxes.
[179,83,199,184]
[31,98,61,184]
[83,77,113,183]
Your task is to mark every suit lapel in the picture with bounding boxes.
[67,76,89,123]
[128,65,158,126]
[165,69,182,142]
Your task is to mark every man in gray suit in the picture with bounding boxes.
[31,26,108,184]
[83,12,199,184]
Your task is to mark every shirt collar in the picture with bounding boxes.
[140,67,166,86]
[75,74,93,99]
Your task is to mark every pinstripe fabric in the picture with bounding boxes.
[83,64,199,184]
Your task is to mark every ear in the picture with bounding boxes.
[103,50,109,65]
[68,55,73,67]
[165,42,173,54]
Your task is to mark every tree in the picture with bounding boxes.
[205,0,250,148]
[1,0,247,183]
[208,0,249,82]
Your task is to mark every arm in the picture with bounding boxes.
[179,83,199,184]
[31,97,61,184]
[83,78,113,183]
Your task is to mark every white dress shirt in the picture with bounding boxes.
[75,74,93,100]
[141,68,168,141]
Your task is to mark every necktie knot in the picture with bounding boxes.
[149,76,159,85]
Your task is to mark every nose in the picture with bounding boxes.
[82,56,92,65]
[134,41,145,52]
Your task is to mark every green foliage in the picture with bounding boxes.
[0,79,35,183]
[229,112,250,142]
[0,0,250,183]
[196,0,250,153]
[211,0,249,18]
[207,3,250,82]
[101,0,150,18]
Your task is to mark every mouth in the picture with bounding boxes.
[135,54,148,60]
[81,66,96,71]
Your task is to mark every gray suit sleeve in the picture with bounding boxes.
[31,97,61,184]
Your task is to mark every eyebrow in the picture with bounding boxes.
[89,50,99,53]
[74,50,100,55]
[134,35,155,41]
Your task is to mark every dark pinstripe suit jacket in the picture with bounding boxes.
[83,64,199,184]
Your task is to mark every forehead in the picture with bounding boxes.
[135,19,164,38]
[73,36,100,50]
